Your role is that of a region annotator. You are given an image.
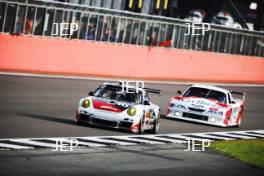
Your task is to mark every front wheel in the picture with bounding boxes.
[150,114,160,134]
[235,110,243,128]
[75,111,82,125]
[137,119,144,134]
[137,113,145,134]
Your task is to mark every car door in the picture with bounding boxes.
[141,92,153,130]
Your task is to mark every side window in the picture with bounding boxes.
[144,92,150,103]
[93,86,103,97]
[227,93,232,104]
[135,91,143,104]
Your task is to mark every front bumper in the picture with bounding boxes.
[166,109,228,127]
[76,112,140,133]
[80,113,132,128]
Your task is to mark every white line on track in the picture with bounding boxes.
[0,129,263,150]
[81,137,136,146]
[186,133,234,140]
[209,132,256,139]
[11,139,57,148]
[46,138,105,147]
[104,136,165,145]
[0,143,33,150]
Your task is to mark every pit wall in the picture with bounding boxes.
[0,34,264,84]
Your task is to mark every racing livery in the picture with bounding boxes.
[166,85,245,127]
[75,82,161,134]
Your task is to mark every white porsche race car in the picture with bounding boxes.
[166,85,245,127]
[75,82,161,134]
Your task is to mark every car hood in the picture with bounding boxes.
[91,97,134,112]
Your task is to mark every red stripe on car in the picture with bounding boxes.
[92,99,122,112]
[224,108,232,126]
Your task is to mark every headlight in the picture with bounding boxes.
[82,99,90,108]
[174,111,180,116]
[127,107,136,116]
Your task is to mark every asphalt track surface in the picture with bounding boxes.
[0,74,263,138]
[1,144,263,176]
[1,74,264,176]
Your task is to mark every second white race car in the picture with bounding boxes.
[166,84,245,127]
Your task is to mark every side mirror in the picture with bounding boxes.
[177,90,182,95]
[88,91,94,96]
[143,101,150,105]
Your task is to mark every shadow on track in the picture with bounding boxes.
[18,113,131,134]
[19,113,75,125]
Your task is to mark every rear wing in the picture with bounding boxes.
[230,91,246,102]
[144,88,161,95]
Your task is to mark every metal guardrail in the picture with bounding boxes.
[0,0,263,57]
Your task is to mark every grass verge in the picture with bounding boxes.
[210,139,264,168]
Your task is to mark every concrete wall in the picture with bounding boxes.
[1,34,264,83]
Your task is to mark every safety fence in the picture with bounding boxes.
[0,0,264,57]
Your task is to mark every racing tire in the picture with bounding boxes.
[75,112,83,125]
[75,120,82,125]
[150,113,160,134]
[75,119,82,125]
[138,116,145,134]
[235,109,243,128]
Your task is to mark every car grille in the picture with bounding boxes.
[119,121,133,128]
[92,118,118,127]
[80,114,132,129]
[188,107,205,112]
[183,112,208,121]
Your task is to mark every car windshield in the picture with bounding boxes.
[93,85,141,103]
[183,87,227,104]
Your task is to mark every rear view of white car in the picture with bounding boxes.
[166,85,245,127]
